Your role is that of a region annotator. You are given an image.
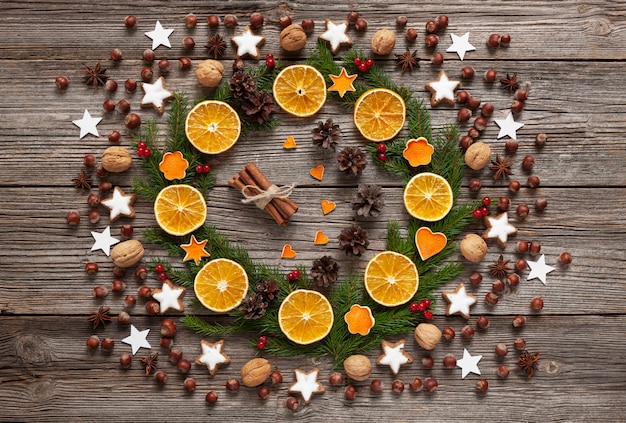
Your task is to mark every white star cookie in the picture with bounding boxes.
[288,368,325,403]
[195,339,230,376]
[442,283,477,319]
[376,339,413,375]
[100,186,137,222]
[231,26,265,59]
[121,325,151,355]
[425,70,460,106]
[483,212,518,248]
[318,20,352,54]
[145,20,174,50]
[151,280,186,313]
[141,76,173,114]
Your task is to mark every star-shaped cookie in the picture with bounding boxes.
[100,186,137,222]
[328,67,357,98]
[181,234,210,265]
[231,26,265,59]
[425,70,460,106]
[151,280,186,313]
[318,20,352,54]
[195,339,230,376]
[141,76,173,114]
[495,112,524,140]
[442,283,477,319]
[483,212,517,248]
[121,325,151,355]
[376,339,413,375]
[288,368,325,403]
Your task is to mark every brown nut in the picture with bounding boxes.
[101,146,132,173]
[195,59,225,87]
[240,357,271,387]
[414,323,442,350]
[343,354,372,381]
[280,24,307,51]
[110,240,144,268]
[371,29,396,55]
[464,142,492,170]
[460,233,488,263]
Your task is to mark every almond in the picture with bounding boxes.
[110,240,144,268]
[101,146,132,173]
[240,357,271,387]
[414,323,442,350]
[343,354,372,381]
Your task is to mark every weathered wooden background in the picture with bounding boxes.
[1,0,625,421]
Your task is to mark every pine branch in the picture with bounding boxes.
[181,314,246,337]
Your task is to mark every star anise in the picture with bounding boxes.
[518,350,540,378]
[84,62,108,89]
[140,352,159,376]
[72,170,93,191]
[500,72,520,93]
[205,34,227,59]
[395,49,419,74]
[489,254,512,279]
[489,154,514,180]
[86,306,111,329]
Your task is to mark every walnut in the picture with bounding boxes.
[414,323,442,350]
[460,233,488,263]
[110,240,144,268]
[101,146,132,173]
[343,354,372,381]
[240,357,271,387]
[464,141,492,170]
[280,24,307,51]
[195,59,224,87]
[371,29,396,55]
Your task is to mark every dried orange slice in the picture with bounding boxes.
[364,251,419,307]
[185,100,241,154]
[159,151,189,180]
[278,289,334,345]
[354,88,406,142]
[344,304,375,336]
[154,184,207,236]
[273,64,327,117]
[403,172,453,222]
[194,258,249,312]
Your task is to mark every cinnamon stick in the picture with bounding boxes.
[231,171,287,226]
[244,162,298,217]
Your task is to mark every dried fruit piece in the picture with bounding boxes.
[309,164,325,181]
[278,290,334,345]
[273,65,326,117]
[194,258,248,312]
[354,88,406,142]
[415,227,447,260]
[403,172,453,222]
[320,199,336,215]
[344,304,375,336]
[158,151,189,180]
[281,244,296,259]
[154,184,207,236]
[364,251,419,307]
[403,137,434,167]
[185,100,241,154]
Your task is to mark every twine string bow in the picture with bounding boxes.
[241,183,296,209]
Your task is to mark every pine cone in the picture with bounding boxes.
[241,91,275,124]
[230,71,256,100]
[312,118,341,150]
[338,224,370,257]
[311,256,339,287]
[337,146,367,176]
[351,184,385,217]
[239,293,268,319]
[256,279,279,302]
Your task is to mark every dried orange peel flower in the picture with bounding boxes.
[403,137,434,167]
[159,151,189,180]
[344,304,375,336]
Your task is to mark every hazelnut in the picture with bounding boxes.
[461,325,475,340]
[343,354,372,381]
[442,326,455,341]
[443,353,457,368]
[280,24,307,51]
[464,142,492,170]
[195,59,225,88]
[279,16,292,29]
[414,323,442,350]
[421,356,434,369]
[424,377,438,393]
[459,233,488,263]
[371,29,396,55]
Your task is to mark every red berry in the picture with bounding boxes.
[257,340,266,350]
[266,58,275,68]
[155,264,164,273]
[202,164,211,174]
[137,141,147,150]
[365,58,374,68]
[473,209,482,218]
[292,269,300,279]
[409,302,419,313]
[143,148,151,157]
[354,57,362,67]
[287,272,296,282]
[358,63,368,72]
[423,310,433,320]
[377,144,387,153]
[158,272,168,281]
[259,336,267,343]
[266,53,274,60]
[195,164,204,174]
[422,299,431,309]
[377,153,387,161]
[416,301,426,312]
[480,207,489,216]
[482,197,491,207]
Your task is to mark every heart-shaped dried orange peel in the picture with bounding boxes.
[309,165,325,181]
[313,230,329,245]
[344,304,375,336]
[403,137,434,167]
[415,227,447,260]
[159,151,189,180]
[281,244,296,259]
[321,199,336,215]
[283,136,297,149]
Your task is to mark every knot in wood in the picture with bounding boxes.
[15,335,52,364]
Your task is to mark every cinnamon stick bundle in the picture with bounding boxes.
[228,162,298,226]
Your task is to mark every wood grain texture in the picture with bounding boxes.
[1,0,625,421]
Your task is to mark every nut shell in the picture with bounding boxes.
[343,354,372,381]
[371,29,396,55]
[240,357,271,387]
[460,233,488,263]
[464,142,492,170]
[110,240,144,268]
[101,146,132,173]
[195,59,225,87]
[280,24,307,51]
[414,323,442,350]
